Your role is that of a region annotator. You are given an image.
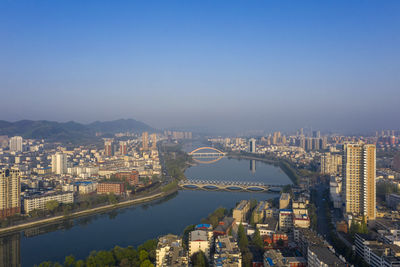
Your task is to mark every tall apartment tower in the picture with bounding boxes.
[51,152,67,175]
[104,140,113,157]
[343,143,376,220]
[249,138,256,153]
[0,169,21,219]
[119,141,127,155]
[9,136,23,152]
[142,132,149,151]
[151,133,157,150]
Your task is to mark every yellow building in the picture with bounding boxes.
[343,143,376,220]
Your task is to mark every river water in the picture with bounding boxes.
[1,146,291,266]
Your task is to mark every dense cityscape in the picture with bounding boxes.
[0,127,400,266]
[1,0,399,266]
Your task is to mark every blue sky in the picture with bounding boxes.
[0,0,399,133]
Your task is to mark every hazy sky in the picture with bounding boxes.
[1,1,399,133]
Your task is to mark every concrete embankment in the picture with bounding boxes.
[0,190,177,236]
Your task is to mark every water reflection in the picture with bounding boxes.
[250,160,256,174]
[0,233,20,267]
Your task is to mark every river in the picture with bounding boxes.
[1,147,291,266]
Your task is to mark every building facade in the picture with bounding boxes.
[9,136,23,152]
[23,191,74,213]
[343,143,376,220]
[0,169,21,219]
[97,182,125,195]
[51,152,67,175]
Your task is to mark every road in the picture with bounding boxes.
[315,183,330,240]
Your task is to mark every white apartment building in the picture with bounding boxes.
[24,191,73,213]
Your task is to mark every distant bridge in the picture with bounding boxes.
[178,180,285,193]
[188,147,226,164]
[189,147,226,157]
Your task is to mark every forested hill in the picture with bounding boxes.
[0,119,154,143]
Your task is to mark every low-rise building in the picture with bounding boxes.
[233,200,250,223]
[279,209,293,231]
[97,182,125,195]
[307,245,346,267]
[23,191,73,213]
[156,234,188,267]
[214,217,235,236]
[252,201,269,224]
[280,193,291,209]
[264,250,306,267]
[189,230,213,261]
[214,235,242,267]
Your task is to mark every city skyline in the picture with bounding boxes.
[1,1,400,132]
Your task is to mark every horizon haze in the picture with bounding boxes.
[1,1,399,133]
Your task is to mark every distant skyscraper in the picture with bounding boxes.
[119,141,127,155]
[0,169,21,219]
[300,128,304,136]
[343,143,376,220]
[142,132,149,151]
[9,136,23,152]
[249,138,256,153]
[151,133,157,150]
[104,139,113,157]
[51,152,67,175]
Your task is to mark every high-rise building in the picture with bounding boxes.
[51,152,67,175]
[249,138,256,153]
[0,169,21,219]
[9,136,23,152]
[343,143,376,220]
[142,132,149,151]
[151,133,157,150]
[104,139,113,157]
[119,141,127,155]
[320,152,342,175]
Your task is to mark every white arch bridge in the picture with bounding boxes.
[178,180,286,193]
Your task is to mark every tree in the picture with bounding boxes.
[108,194,118,204]
[238,223,248,252]
[64,255,75,267]
[140,259,154,267]
[191,251,208,267]
[45,200,59,214]
[139,250,149,262]
[276,238,284,247]
[242,251,253,267]
[252,228,264,251]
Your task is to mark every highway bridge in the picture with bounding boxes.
[178,179,285,193]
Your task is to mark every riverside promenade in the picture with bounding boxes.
[0,190,172,235]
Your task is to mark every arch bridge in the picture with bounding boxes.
[178,179,285,193]
[189,147,226,157]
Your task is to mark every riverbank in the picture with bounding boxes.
[227,153,300,185]
[0,188,178,236]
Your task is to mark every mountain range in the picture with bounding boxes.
[0,119,154,143]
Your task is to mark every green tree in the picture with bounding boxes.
[94,250,115,266]
[108,194,118,204]
[191,251,208,267]
[242,251,253,267]
[139,250,149,262]
[63,255,75,267]
[238,223,248,252]
[140,259,154,267]
[252,228,264,251]
[45,200,59,214]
